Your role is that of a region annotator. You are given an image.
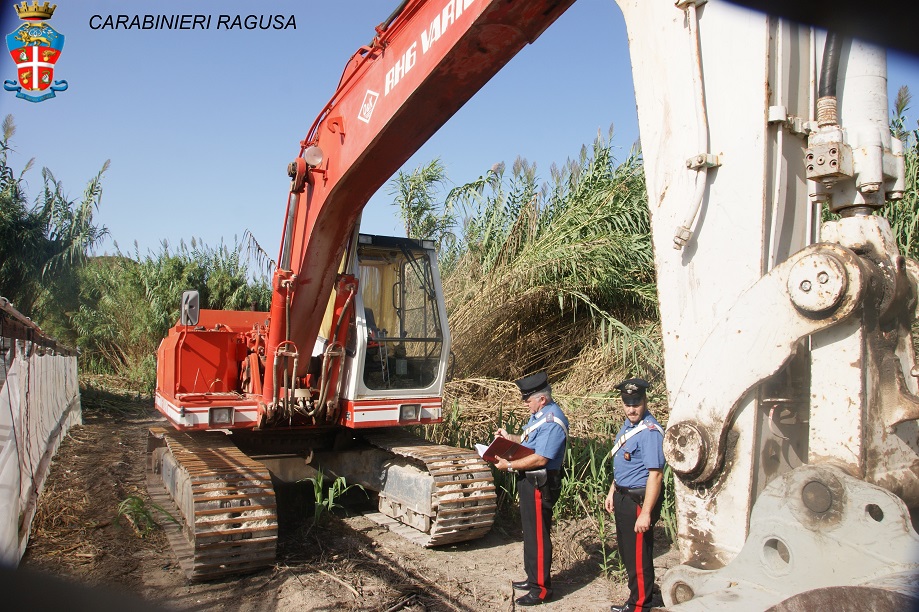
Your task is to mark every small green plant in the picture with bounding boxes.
[595,508,626,578]
[418,398,465,447]
[305,470,365,525]
[660,465,678,543]
[115,495,178,537]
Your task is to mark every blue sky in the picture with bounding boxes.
[3,0,919,262]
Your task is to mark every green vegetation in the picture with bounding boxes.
[441,131,661,384]
[0,115,108,335]
[886,85,919,261]
[390,157,456,251]
[72,240,271,389]
[304,471,365,525]
[115,495,178,537]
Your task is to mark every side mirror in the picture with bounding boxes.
[180,290,200,326]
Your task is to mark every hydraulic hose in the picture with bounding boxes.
[673,1,710,250]
[313,283,357,419]
[383,0,410,31]
[819,31,842,99]
[817,32,843,127]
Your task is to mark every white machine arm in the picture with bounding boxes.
[664,243,867,484]
[615,0,919,607]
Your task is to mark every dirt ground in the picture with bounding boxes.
[18,392,678,611]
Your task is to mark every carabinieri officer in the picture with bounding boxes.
[494,371,569,606]
[605,378,665,612]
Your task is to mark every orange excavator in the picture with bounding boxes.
[150,0,919,608]
[148,0,585,582]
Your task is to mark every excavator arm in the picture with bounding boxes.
[616,0,919,607]
[264,0,577,403]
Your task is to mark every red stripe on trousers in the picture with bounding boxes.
[535,486,546,599]
[634,504,646,609]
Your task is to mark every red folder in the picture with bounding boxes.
[478,437,535,463]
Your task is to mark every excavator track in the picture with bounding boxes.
[146,427,278,581]
[363,430,497,547]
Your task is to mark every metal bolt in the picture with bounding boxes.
[787,251,848,314]
[816,156,826,165]
[802,480,833,514]
[859,183,880,194]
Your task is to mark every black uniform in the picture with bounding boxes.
[613,482,663,610]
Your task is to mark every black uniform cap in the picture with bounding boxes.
[515,371,549,400]
[615,377,649,406]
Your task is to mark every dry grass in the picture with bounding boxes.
[443,334,669,446]
[24,402,161,585]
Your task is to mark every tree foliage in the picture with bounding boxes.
[390,158,454,245]
[0,114,109,326]
[73,239,271,388]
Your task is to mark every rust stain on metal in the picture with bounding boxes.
[766,585,919,611]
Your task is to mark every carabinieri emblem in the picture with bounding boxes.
[5,2,68,102]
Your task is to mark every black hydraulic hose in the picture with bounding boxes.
[819,31,843,99]
[383,0,410,31]
[817,32,844,127]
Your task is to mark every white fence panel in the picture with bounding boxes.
[0,299,80,565]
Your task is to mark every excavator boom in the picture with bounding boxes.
[264,0,576,401]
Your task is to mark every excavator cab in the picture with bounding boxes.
[339,234,451,405]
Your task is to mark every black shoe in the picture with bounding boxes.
[516,592,551,606]
[512,580,530,590]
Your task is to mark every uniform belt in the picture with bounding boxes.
[615,484,645,496]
